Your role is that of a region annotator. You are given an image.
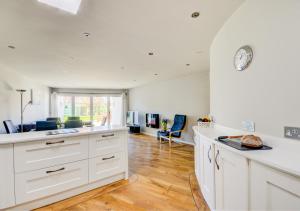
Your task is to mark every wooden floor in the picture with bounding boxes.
[36,134,209,211]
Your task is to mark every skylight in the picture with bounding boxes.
[38,0,82,14]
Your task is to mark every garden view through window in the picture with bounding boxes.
[57,95,123,126]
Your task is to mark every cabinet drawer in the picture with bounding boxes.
[89,151,124,183]
[89,132,123,158]
[15,160,88,204]
[14,136,89,173]
[250,161,300,210]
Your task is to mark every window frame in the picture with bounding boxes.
[56,93,123,126]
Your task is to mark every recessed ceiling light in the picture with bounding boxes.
[191,12,200,18]
[8,45,16,49]
[148,52,154,56]
[154,73,158,76]
[186,64,190,66]
[83,32,90,37]
[38,0,82,15]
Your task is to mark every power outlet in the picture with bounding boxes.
[284,127,300,140]
[242,120,255,132]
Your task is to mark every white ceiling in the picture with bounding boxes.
[0,0,244,89]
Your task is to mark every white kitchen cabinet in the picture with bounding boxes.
[0,127,128,210]
[215,145,248,210]
[193,126,300,211]
[0,144,15,209]
[89,132,123,158]
[15,160,89,204]
[89,151,125,183]
[14,136,89,173]
[250,161,300,211]
[199,135,215,210]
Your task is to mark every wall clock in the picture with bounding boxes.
[234,45,253,71]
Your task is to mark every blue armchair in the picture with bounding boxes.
[64,117,83,129]
[158,114,187,147]
[36,121,58,131]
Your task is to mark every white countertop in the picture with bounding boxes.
[0,125,127,144]
[193,125,300,177]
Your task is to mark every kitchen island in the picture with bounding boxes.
[0,126,128,211]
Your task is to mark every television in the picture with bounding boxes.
[126,111,139,126]
[146,113,159,129]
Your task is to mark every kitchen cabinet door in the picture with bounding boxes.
[15,160,88,204]
[89,151,125,183]
[0,144,15,209]
[250,161,300,211]
[199,135,215,210]
[215,145,248,210]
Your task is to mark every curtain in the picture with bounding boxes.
[50,92,58,117]
[122,92,129,126]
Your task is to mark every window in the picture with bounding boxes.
[57,96,72,121]
[93,97,108,126]
[110,96,122,126]
[55,94,123,126]
[75,96,91,122]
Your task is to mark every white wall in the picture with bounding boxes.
[0,66,50,133]
[210,0,300,137]
[129,72,210,142]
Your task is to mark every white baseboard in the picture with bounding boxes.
[141,132,195,146]
[141,132,156,137]
[172,138,195,146]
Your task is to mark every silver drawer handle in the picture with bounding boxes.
[46,140,65,145]
[102,156,115,160]
[208,145,212,163]
[215,150,220,170]
[46,167,65,174]
[102,134,115,138]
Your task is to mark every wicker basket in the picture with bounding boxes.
[197,122,213,128]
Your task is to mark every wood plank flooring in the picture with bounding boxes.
[36,134,209,211]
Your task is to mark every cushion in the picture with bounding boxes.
[170,114,187,137]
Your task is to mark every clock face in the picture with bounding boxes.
[234,46,253,71]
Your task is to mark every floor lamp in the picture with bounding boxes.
[16,89,32,133]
